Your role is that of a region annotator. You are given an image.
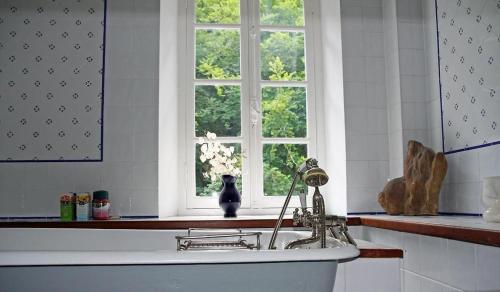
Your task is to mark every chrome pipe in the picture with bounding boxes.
[312,187,326,248]
[268,171,301,250]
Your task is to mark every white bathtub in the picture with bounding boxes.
[0,228,359,292]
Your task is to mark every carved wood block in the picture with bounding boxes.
[378,140,448,215]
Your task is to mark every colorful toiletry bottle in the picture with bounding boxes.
[60,193,75,221]
[92,190,110,220]
[76,192,91,221]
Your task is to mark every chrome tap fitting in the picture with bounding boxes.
[268,158,356,250]
[268,158,328,250]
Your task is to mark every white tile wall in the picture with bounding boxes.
[0,0,496,219]
[341,0,389,213]
[334,258,401,292]
[357,226,500,292]
[383,0,405,180]
[377,0,500,215]
[420,0,500,215]
[0,0,160,217]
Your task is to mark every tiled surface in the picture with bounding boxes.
[357,225,500,292]
[383,0,405,179]
[334,258,401,292]
[0,0,160,217]
[420,0,500,215]
[380,0,500,216]
[0,0,104,161]
[341,0,389,213]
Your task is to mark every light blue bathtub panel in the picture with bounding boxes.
[0,261,337,292]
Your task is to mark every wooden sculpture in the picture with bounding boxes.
[378,140,448,215]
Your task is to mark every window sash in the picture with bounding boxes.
[183,0,319,210]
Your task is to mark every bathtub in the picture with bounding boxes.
[0,228,359,292]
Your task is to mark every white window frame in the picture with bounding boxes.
[178,0,324,213]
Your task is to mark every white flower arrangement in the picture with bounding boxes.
[198,131,242,182]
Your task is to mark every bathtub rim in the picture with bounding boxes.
[0,246,360,267]
[0,228,359,266]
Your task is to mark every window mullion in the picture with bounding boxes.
[239,0,252,208]
[247,0,262,207]
[303,0,318,160]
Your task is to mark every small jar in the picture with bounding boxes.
[60,193,75,221]
[76,192,91,221]
[92,190,110,220]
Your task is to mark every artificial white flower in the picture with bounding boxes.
[207,131,216,140]
[198,132,242,179]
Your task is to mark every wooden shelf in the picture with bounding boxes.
[4,215,497,253]
[359,216,500,247]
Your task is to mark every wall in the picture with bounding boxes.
[421,0,500,214]
[1,0,497,217]
[357,226,500,292]
[0,0,160,217]
[334,257,401,292]
[379,0,500,214]
[0,0,104,161]
[0,0,391,217]
[383,0,404,179]
[383,0,429,179]
[341,0,389,213]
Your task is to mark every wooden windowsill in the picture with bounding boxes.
[359,215,500,247]
[2,215,497,252]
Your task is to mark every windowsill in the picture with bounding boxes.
[0,215,403,258]
[358,215,500,247]
[0,214,361,231]
[1,214,497,247]
[0,215,327,229]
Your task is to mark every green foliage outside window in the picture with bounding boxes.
[196,0,240,24]
[195,0,308,197]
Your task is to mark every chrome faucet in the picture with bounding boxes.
[268,158,356,250]
[268,158,328,249]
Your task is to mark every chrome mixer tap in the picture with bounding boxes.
[268,158,356,250]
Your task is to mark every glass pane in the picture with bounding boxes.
[196,143,242,197]
[263,144,307,196]
[196,29,240,80]
[262,86,306,138]
[260,31,305,81]
[195,85,241,137]
[260,0,305,26]
[196,0,240,24]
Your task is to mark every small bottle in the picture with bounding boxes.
[60,193,75,221]
[92,190,110,220]
[76,192,91,221]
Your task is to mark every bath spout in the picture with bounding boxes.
[268,158,328,250]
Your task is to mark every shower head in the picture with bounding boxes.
[298,158,329,187]
[303,167,329,187]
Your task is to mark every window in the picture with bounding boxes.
[180,0,321,211]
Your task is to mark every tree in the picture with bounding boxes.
[195,0,307,196]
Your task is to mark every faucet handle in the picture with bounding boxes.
[298,188,307,210]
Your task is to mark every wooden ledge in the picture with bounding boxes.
[0,218,298,229]
[3,215,497,251]
[360,216,500,247]
[355,239,403,258]
[358,248,403,258]
[0,217,402,258]
[0,217,361,229]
